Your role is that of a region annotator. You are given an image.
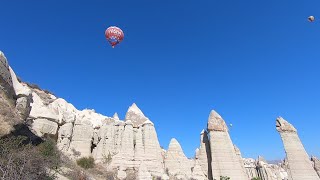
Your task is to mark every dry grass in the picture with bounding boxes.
[0,136,61,180]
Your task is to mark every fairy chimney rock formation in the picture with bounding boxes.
[164,138,192,179]
[113,112,120,120]
[276,117,320,180]
[207,110,248,180]
[125,103,148,127]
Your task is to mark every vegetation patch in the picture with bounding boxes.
[76,156,95,169]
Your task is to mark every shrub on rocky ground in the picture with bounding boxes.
[76,156,95,169]
[0,135,61,179]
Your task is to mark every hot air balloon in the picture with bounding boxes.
[229,124,233,127]
[105,26,124,48]
[308,16,315,22]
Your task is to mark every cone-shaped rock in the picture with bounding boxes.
[164,138,192,179]
[125,103,148,127]
[276,117,320,180]
[207,110,247,179]
[142,120,165,176]
[113,112,120,120]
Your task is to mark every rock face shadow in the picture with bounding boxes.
[204,130,213,180]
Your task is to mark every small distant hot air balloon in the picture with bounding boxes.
[230,124,233,127]
[105,26,124,48]
[308,16,315,22]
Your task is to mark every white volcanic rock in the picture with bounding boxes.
[142,120,164,176]
[111,122,135,169]
[57,123,73,152]
[311,156,320,177]
[134,127,145,161]
[59,123,73,138]
[76,109,107,128]
[15,95,32,120]
[9,66,31,96]
[276,117,320,180]
[31,118,58,137]
[161,174,169,180]
[234,145,247,177]
[243,158,259,179]
[137,161,152,180]
[51,98,77,124]
[117,167,127,179]
[69,124,93,157]
[207,110,228,132]
[192,160,206,180]
[164,138,192,179]
[276,116,297,133]
[198,130,211,178]
[92,124,118,162]
[207,110,248,180]
[29,92,59,121]
[195,148,200,159]
[143,119,154,126]
[113,112,120,120]
[125,103,148,127]
[256,156,288,180]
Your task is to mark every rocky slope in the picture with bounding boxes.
[1,51,319,180]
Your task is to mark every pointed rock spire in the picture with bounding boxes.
[165,138,192,178]
[276,117,320,179]
[125,103,148,127]
[276,116,297,133]
[113,112,119,120]
[127,103,144,116]
[207,110,228,132]
[167,138,184,153]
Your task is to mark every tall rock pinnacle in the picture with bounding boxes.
[125,103,148,127]
[207,110,247,179]
[207,110,228,132]
[276,117,320,180]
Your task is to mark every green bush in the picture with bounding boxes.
[220,176,230,180]
[38,138,57,157]
[77,156,95,169]
[252,177,261,180]
[38,138,61,170]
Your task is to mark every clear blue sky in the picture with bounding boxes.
[1,0,320,160]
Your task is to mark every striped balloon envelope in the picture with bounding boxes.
[105,26,124,48]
